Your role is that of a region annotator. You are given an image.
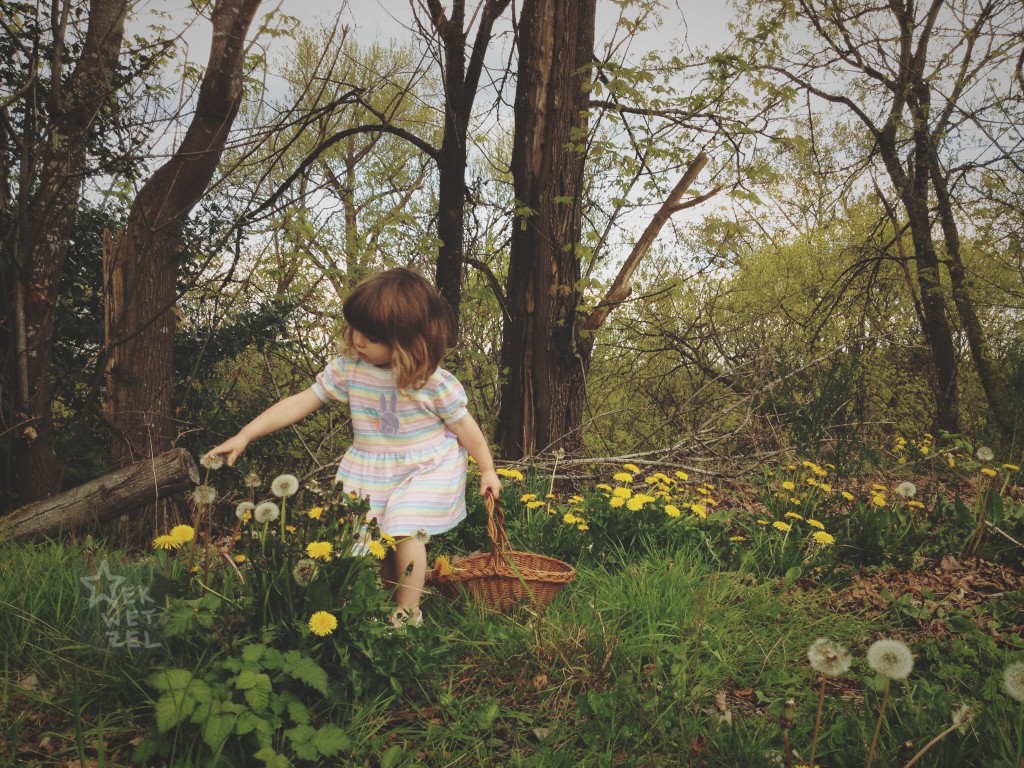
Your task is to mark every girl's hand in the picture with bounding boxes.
[206,434,250,468]
[479,468,501,499]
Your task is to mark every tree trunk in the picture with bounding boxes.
[928,145,1021,442]
[497,0,596,459]
[11,0,129,504]
[428,0,512,338]
[105,0,262,460]
[1,448,198,541]
[104,0,262,534]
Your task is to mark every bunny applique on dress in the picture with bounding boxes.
[312,354,470,538]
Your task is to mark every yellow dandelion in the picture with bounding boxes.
[307,506,324,520]
[674,470,689,481]
[563,512,579,525]
[872,493,887,507]
[596,483,612,492]
[980,467,998,477]
[613,471,634,483]
[789,497,802,505]
[381,533,397,550]
[521,493,538,502]
[170,524,195,543]
[872,483,887,491]
[526,500,546,509]
[577,523,589,532]
[367,540,386,559]
[1002,463,1020,472]
[812,465,828,477]
[612,486,632,499]
[756,519,770,526]
[785,511,803,521]
[233,554,247,564]
[811,531,835,546]
[806,477,819,487]
[773,521,792,533]
[841,491,855,501]
[665,504,682,518]
[153,534,183,551]
[306,541,334,561]
[806,518,825,530]
[285,525,297,534]
[781,481,796,491]
[623,463,641,473]
[434,555,454,576]
[609,496,625,508]
[690,503,707,518]
[308,611,338,637]
[626,497,645,511]
[729,535,746,542]
[569,495,584,504]
[820,483,833,493]
[496,468,525,481]
[907,500,925,509]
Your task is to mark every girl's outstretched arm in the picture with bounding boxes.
[206,388,324,467]
[448,414,502,498]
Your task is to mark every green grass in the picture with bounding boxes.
[2,442,1022,767]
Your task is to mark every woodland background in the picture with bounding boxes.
[2,0,1023,520]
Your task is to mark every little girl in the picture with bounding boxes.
[207,268,501,625]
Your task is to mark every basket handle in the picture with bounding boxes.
[484,492,510,563]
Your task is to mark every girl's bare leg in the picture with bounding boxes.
[392,537,427,614]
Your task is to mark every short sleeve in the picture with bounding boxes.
[431,369,469,425]
[313,356,351,404]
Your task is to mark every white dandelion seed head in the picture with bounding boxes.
[244,472,261,489]
[292,558,319,587]
[1004,661,1024,703]
[867,638,914,680]
[952,703,976,734]
[192,485,217,506]
[235,501,256,520]
[895,481,917,499]
[413,529,431,544]
[200,453,224,470]
[253,501,280,523]
[271,473,299,498]
[976,446,995,462]
[807,638,852,677]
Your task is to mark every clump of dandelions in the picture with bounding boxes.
[1004,661,1024,703]
[271,473,299,498]
[865,638,914,768]
[806,639,852,766]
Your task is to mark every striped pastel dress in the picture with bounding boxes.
[311,355,469,537]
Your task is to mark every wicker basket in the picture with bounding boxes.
[428,495,576,612]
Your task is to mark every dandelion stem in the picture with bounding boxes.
[809,675,826,767]
[901,722,958,768]
[865,679,891,768]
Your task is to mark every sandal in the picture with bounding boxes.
[390,606,423,628]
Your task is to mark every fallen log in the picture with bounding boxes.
[0,448,199,541]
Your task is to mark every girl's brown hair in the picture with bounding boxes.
[342,268,453,390]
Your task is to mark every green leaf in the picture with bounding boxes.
[234,670,272,712]
[147,668,194,693]
[312,724,352,756]
[280,651,329,695]
[286,698,311,726]
[155,692,195,733]
[203,712,236,751]
[235,710,262,736]
[254,746,291,768]
[242,643,267,663]
[381,745,405,768]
